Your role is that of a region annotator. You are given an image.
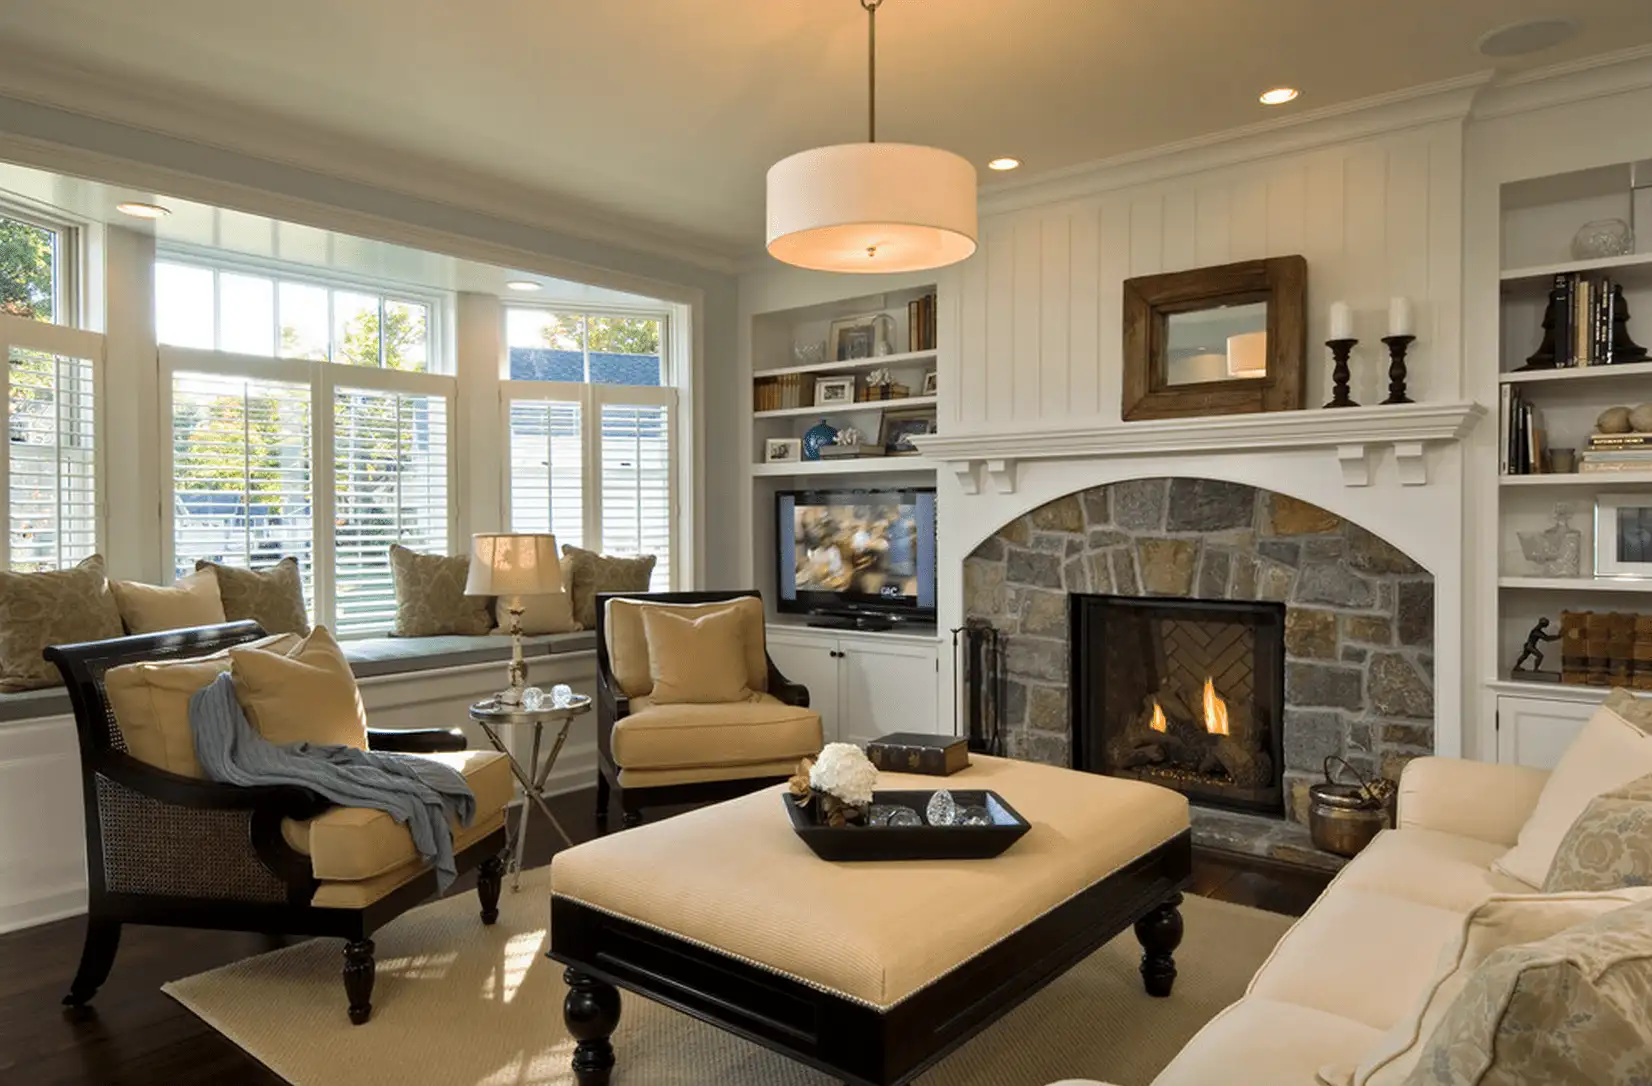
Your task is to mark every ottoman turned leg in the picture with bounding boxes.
[1134,891,1184,998]
[564,968,621,1085]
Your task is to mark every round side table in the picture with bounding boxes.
[469,694,592,890]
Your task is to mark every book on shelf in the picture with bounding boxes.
[1587,433,1652,448]
[1502,385,1551,475]
[907,291,938,353]
[1540,272,1639,368]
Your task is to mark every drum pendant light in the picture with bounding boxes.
[766,0,978,274]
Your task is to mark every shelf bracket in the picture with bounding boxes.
[1335,443,1372,487]
[984,458,1017,494]
[949,460,980,495]
[1393,441,1428,486]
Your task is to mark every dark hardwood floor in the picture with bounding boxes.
[0,789,1332,1086]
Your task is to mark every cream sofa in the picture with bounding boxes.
[1053,756,1553,1086]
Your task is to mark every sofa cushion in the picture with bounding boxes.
[231,626,367,749]
[0,554,123,690]
[103,632,302,776]
[604,595,768,699]
[282,749,512,881]
[110,569,226,634]
[389,544,493,637]
[611,693,821,770]
[1402,896,1652,1086]
[1249,885,1464,1030]
[197,557,310,636]
[1494,690,1652,887]
[1152,997,1383,1086]
[1332,828,1530,913]
[1544,769,1652,892]
[563,545,655,630]
[641,604,752,705]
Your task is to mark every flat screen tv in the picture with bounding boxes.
[776,488,937,625]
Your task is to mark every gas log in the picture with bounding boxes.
[1107,680,1273,788]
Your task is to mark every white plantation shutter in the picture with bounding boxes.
[506,398,583,548]
[2,319,102,572]
[169,369,314,609]
[333,387,451,635]
[599,398,672,590]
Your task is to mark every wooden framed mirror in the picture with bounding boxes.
[1121,255,1307,421]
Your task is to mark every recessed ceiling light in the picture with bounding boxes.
[505,280,541,292]
[1477,18,1578,58]
[1259,87,1299,106]
[987,157,1021,172]
[115,201,170,219]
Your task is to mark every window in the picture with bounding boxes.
[0,213,63,325]
[503,307,674,591]
[160,258,453,634]
[0,316,102,572]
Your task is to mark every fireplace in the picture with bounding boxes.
[1071,594,1286,816]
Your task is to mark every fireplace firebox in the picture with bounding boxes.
[1070,594,1286,816]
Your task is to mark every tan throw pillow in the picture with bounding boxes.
[496,591,579,635]
[111,569,227,634]
[1544,770,1652,892]
[0,554,123,690]
[604,596,769,699]
[561,544,657,630]
[197,557,310,636]
[389,544,493,637]
[1494,689,1652,887]
[230,626,367,749]
[1401,897,1652,1086]
[104,632,302,776]
[640,605,752,705]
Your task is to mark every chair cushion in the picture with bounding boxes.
[563,545,656,630]
[389,544,493,637]
[1333,828,1530,913]
[611,693,821,771]
[1544,769,1652,892]
[230,626,367,749]
[197,556,311,636]
[0,554,123,690]
[641,604,752,705]
[311,810,508,908]
[103,632,302,776]
[604,595,768,699]
[110,569,226,634]
[283,750,512,881]
[615,759,805,789]
[1494,690,1652,887]
[1153,997,1383,1086]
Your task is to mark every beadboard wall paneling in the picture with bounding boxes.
[951,122,1464,429]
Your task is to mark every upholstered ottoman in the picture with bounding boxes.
[549,755,1191,1086]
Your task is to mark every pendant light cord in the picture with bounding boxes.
[862,0,882,142]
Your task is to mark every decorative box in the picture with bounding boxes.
[856,384,910,402]
[866,732,969,776]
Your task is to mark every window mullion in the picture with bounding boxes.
[584,386,601,552]
[52,356,64,569]
[312,362,336,629]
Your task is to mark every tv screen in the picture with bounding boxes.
[777,488,937,621]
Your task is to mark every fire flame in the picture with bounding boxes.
[1149,700,1167,733]
[1202,677,1231,736]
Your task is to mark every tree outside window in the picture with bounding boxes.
[0,216,56,323]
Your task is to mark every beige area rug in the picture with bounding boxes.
[165,867,1292,1086]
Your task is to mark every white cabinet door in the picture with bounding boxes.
[839,641,939,748]
[1496,695,1592,769]
[766,634,843,741]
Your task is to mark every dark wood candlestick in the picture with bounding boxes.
[1324,338,1359,408]
[1380,334,1415,405]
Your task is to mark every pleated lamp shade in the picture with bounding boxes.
[766,143,978,274]
[465,533,562,600]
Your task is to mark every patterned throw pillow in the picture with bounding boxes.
[196,557,311,636]
[0,554,123,690]
[388,544,493,637]
[1402,898,1652,1086]
[562,545,657,630]
[1545,771,1652,892]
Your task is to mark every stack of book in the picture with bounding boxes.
[1580,431,1652,474]
[1561,611,1652,688]
[1499,385,1546,474]
[1532,273,1644,368]
[753,373,807,412]
[907,292,937,353]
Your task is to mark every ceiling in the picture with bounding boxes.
[2,1,1651,259]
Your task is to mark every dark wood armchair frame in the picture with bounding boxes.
[46,620,509,1025]
[593,590,811,830]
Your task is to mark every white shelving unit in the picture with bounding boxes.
[755,348,938,380]
[750,456,938,478]
[754,394,938,421]
[1498,576,1652,593]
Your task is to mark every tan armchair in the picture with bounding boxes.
[594,590,822,829]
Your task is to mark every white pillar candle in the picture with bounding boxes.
[1388,296,1413,337]
[1329,301,1353,340]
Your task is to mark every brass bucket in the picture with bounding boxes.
[1308,757,1396,858]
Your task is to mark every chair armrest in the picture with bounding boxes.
[766,658,810,709]
[1397,757,1550,847]
[100,753,332,820]
[367,726,467,754]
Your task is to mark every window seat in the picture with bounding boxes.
[0,630,597,722]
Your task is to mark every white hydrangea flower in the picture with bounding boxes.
[809,742,878,809]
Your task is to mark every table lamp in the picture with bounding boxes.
[466,533,561,707]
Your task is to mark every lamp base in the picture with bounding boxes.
[498,605,528,708]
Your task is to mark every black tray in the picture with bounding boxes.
[785,789,1030,861]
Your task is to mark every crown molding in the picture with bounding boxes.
[0,48,741,277]
[1471,44,1652,121]
[976,73,1488,217]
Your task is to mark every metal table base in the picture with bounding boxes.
[470,696,591,891]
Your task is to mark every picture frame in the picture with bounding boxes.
[921,370,938,396]
[827,312,892,361]
[814,376,856,407]
[882,406,936,456]
[764,437,803,464]
[1594,493,1652,578]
